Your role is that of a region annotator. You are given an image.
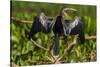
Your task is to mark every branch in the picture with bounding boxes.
[85,36,96,40]
[11,17,32,24]
[31,39,49,51]
[46,56,54,63]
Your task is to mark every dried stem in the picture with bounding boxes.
[31,39,49,51]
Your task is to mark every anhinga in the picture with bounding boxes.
[28,8,85,56]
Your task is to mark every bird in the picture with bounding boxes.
[52,16,85,56]
[61,8,85,44]
[28,8,85,56]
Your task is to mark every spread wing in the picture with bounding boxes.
[63,17,85,44]
[28,13,55,40]
[69,17,85,44]
[70,20,85,44]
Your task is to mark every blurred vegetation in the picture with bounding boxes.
[11,1,96,66]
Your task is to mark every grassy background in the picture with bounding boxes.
[11,1,96,66]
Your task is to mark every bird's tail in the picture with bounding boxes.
[53,34,59,56]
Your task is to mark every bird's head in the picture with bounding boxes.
[61,8,77,21]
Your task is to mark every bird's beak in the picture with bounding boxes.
[62,8,77,12]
